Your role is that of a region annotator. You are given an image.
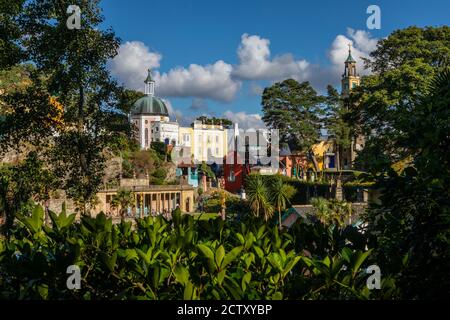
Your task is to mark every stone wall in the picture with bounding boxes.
[120,179,149,188]
[48,191,78,214]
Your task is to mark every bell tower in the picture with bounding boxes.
[341,44,360,97]
[339,44,364,170]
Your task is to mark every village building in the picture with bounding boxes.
[96,179,195,216]
[128,47,365,196]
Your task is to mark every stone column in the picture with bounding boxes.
[180,190,185,212]
[363,189,369,203]
[156,192,161,212]
[140,193,144,219]
[168,192,173,212]
[149,193,153,212]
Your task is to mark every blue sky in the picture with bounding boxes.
[101,0,450,127]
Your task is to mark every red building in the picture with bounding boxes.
[223,151,248,193]
[279,153,309,178]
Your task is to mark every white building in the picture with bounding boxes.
[152,121,179,145]
[129,69,171,149]
[129,69,231,164]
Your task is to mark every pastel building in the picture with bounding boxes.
[129,69,171,150]
[190,120,228,163]
[130,69,230,166]
[152,121,179,145]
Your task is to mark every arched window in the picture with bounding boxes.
[145,128,149,146]
[228,170,235,182]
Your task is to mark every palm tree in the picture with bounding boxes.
[245,174,273,221]
[270,175,296,230]
[111,189,134,219]
[310,197,352,227]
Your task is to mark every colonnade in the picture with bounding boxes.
[134,191,182,216]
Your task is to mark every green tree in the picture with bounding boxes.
[310,197,352,227]
[111,189,134,219]
[18,0,126,213]
[324,85,353,171]
[117,89,144,114]
[245,174,273,221]
[352,26,450,172]
[151,167,167,185]
[151,141,170,162]
[0,0,24,68]
[351,26,450,299]
[128,150,157,178]
[262,79,325,171]
[194,116,232,128]
[199,161,216,179]
[365,68,450,299]
[0,152,57,236]
[0,72,64,151]
[270,175,295,230]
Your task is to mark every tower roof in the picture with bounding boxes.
[345,43,356,63]
[144,68,153,83]
[346,52,356,63]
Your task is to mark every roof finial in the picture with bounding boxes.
[345,43,356,63]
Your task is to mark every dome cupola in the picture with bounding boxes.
[130,68,169,116]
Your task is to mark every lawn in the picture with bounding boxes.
[190,212,219,220]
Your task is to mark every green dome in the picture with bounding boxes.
[131,95,169,116]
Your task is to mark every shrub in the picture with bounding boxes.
[0,203,397,300]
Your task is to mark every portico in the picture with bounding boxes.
[96,184,195,217]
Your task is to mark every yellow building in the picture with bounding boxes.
[95,180,195,216]
[311,140,335,171]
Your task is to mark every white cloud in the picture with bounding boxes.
[110,41,162,90]
[154,61,240,102]
[111,42,240,102]
[223,110,265,129]
[231,30,377,90]
[304,28,378,89]
[232,33,310,81]
[348,28,378,54]
[110,29,378,105]
[328,28,377,77]
[162,99,183,122]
